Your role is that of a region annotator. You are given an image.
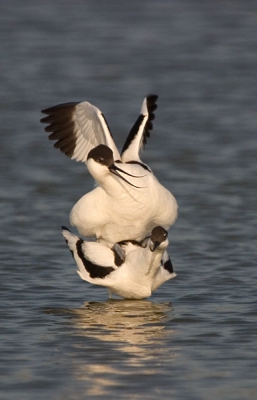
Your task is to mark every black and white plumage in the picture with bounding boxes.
[41,96,178,245]
[62,226,176,300]
[41,94,158,165]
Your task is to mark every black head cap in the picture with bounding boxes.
[151,226,168,245]
[87,145,114,167]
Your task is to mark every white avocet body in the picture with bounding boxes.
[41,95,178,245]
[62,226,176,299]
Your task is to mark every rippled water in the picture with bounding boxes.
[1,1,257,399]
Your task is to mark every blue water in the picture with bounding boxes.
[1,1,257,399]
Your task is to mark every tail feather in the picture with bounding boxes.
[61,226,80,251]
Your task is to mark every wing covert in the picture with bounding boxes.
[41,101,120,163]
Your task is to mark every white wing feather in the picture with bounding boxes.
[41,101,120,163]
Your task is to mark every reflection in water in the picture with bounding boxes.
[71,299,174,344]
[46,300,177,397]
[48,299,175,346]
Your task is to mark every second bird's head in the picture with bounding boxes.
[149,226,169,252]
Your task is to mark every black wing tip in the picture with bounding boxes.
[142,94,158,146]
[40,115,50,123]
[146,94,158,103]
[41,102,79,115]
[146,94,158,114]
[40,103,77,158]
[146,95,158,118]
[61,225,70,231]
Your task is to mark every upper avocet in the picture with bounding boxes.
[41,95,178,245]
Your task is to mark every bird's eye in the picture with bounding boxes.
[98,157,104,163]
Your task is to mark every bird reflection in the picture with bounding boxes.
[48,299,175,348]
[45,300,177,396]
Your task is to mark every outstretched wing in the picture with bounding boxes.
[41,101,121,162]
[121,94,158,163]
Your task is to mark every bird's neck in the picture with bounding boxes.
[97,175,127,197]
[144,248,164,277]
